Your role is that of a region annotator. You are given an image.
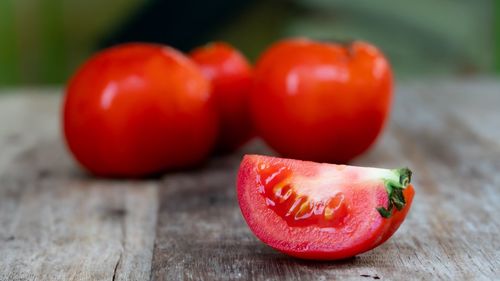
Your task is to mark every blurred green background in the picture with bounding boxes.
[0,0,498,86]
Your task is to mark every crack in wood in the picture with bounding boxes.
[112,252,122,281]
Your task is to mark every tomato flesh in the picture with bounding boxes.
[257,162,349,228]
[237,154,414,260]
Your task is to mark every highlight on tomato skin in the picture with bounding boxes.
[237,154,414,260]
[190,42,254,153]
[250,38,393,164]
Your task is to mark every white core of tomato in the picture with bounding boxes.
[292,164,397,202]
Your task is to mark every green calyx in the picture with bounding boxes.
[376,168,412,218]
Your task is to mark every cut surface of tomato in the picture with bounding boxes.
[237,154,414,260]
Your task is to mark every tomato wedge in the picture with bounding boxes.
[237,154,415,260]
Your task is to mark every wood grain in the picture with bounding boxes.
[1,80,500,281]
[150,79,500,280]
[0,91,158,281]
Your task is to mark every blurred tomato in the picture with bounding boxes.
[250,38,393,163]
[190,42,253,153]
[63,43,218,177]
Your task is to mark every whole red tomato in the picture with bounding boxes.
[63,43,218,177]
[250,38,393,163]
[190,42,253,153]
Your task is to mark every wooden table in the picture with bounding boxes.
[1,79,499,280]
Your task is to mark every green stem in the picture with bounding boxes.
[377,168,412,218]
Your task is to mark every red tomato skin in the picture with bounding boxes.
[190,42,254,153]
[63,43,218,177]
[371,185,415,249]
[237,155,414,260]
[250,38,393,163]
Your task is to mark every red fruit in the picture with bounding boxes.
[237,154,414,260]
[250,38,393,163]
[63,43,218,177]
[190,42,253,152]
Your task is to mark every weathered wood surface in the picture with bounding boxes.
[1,80,500,281]
[0,90,158,281]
